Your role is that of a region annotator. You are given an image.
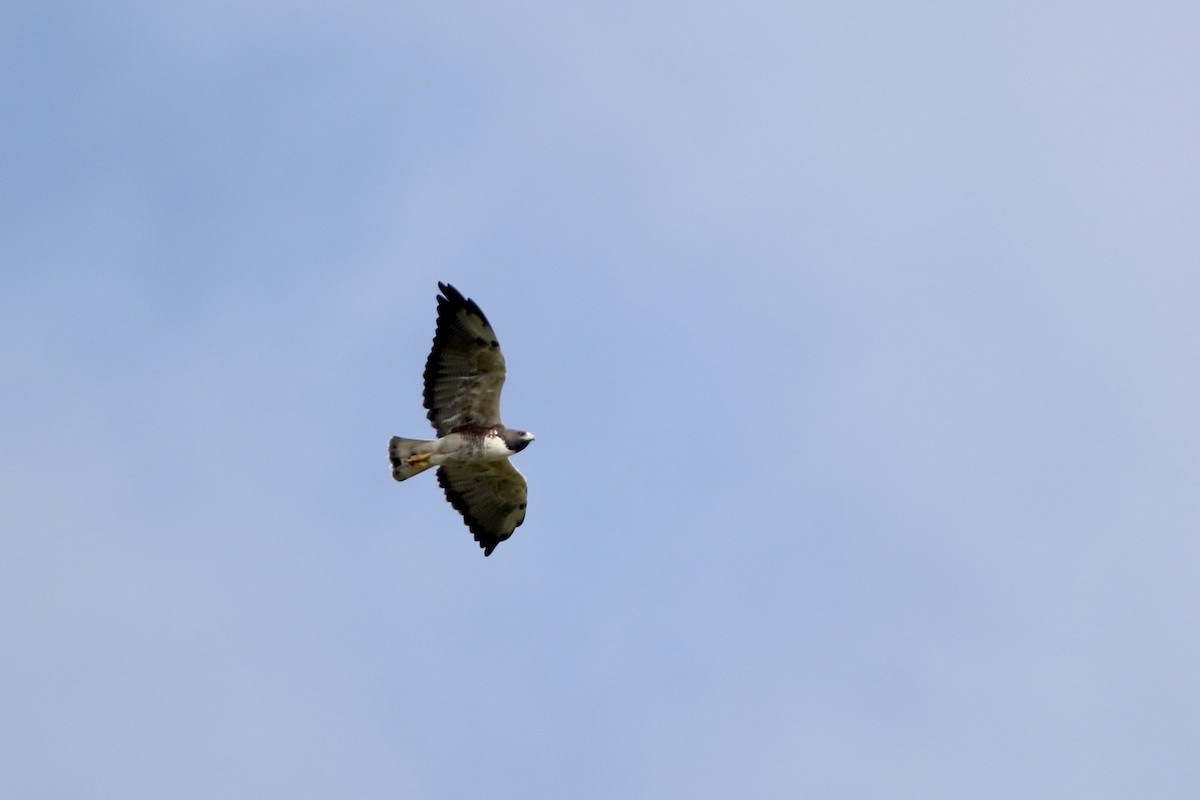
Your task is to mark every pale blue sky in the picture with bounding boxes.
[3,2,1199,797]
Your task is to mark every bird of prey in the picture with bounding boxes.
[389,283,535,556]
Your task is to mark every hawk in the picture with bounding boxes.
[389,283,535,555]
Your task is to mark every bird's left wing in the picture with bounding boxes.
[436,460,528,556]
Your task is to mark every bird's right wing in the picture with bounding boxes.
[422,283,507,436]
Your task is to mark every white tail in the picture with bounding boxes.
[389,436,437,481]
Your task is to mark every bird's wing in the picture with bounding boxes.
[423,282,506,436]
[436,460,528,556]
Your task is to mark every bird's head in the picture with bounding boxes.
[502,429,535,453]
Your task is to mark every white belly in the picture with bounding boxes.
[428,431,511,464]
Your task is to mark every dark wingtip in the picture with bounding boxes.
[434,282,490,328]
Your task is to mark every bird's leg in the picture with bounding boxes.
[404,453,432,467]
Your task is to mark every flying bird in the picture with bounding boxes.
[389,283,535,555]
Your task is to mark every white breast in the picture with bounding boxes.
[480,432,514,459]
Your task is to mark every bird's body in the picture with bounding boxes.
[389,283,534,556]
[389,426,531,478]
